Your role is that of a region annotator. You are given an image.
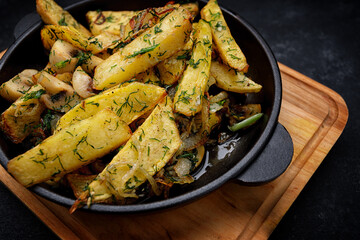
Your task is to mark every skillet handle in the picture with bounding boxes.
[235,123,293,185]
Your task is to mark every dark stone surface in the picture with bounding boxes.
[0,0,359,239]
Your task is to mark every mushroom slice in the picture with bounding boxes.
[0,69,38,102]
[72,66,95,98]
[77,52,104,75]
[49,40,80,74]
[38,72,81,112]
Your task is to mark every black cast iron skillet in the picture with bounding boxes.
[0,0,293,213]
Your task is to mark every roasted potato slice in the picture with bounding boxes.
[135,67,161,86]
[86,10,136,36]
[55,82,166,132]
[8,108,132,187]
[93,7,192,90]
[0,69,37,102]
[174,20,212,116]
[0,85,46,144]
[210,61,262,93]
[182,2,199,19]
[73,96,181,205]
[36,0,92,37]
[119,3,178,43]
[156,23,196,86]
[41,25,118,54]
[201,0,248,72]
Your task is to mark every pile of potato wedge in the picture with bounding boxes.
[0,0,263,211]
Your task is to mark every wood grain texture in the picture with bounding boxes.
[0,59,348,240]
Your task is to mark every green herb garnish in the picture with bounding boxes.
[125,44,160,59]
[228,113,263,131]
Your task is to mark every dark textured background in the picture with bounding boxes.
[0,0,359,239]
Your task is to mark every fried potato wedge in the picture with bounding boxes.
[8,108,132,187]
[120,4,178,43]
[174,20,212,116]
[182,2,199,19]
[55,82,166,132]
[210,61,262,93]
[75,97,181,204]
[93,7,192,90]
[36,0,92,38]
[201,0,248,72]
[41,25,118,54]
[0,85,46,144]
[86,10,136,36]
[0,69,37,102]
[135,67,161,86]
[156,23,196,86]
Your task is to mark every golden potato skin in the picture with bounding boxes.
[201,0,248,72]
[86,10,136,36]
[8,108,131,187]
[210,61,262,93]
[36,0,92,37]
[55,82,167,132]
[93,7,192,90]
[174,20,212,117]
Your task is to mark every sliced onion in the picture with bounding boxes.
[139,167,161,196]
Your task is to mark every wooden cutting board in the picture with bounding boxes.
[0,60,348,240]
